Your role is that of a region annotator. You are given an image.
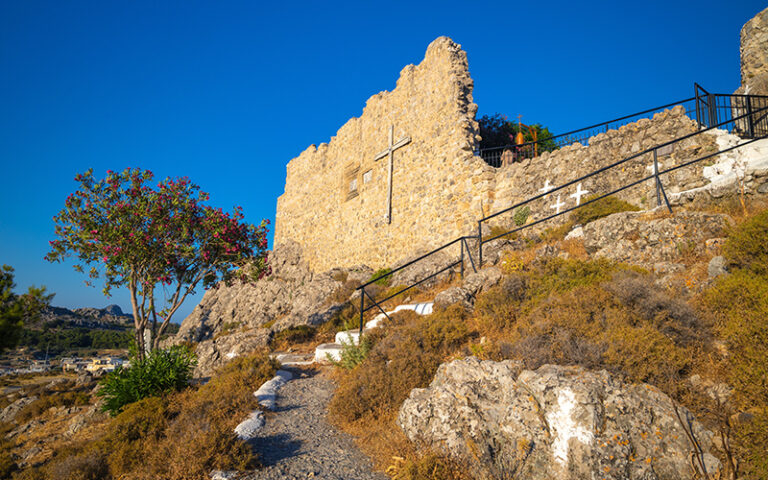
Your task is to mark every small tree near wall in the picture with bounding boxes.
[46,168,270,360]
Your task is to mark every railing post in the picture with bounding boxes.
[460,238,465,279]
[708,94,717,127]
[654,149,661,207]
[695,85,702,129]
[477,221,483,268]
[359,288,365,336]
[747,96,755,139]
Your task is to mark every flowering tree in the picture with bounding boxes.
[46,168,270,359]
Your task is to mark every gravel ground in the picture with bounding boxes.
[241,367,388,480]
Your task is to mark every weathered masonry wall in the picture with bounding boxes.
[484,106,711,231]
[275,37,494,272]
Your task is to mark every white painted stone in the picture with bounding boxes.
[393,302,434,315]
[314,343,343,364]
[550,195,566,214]
[273,353,314,366]
[335,329,361,346]
[564,226,584,240]
[365,313,388,329]
[545,388,594,468]
[254,370,293,410]
[234,410,265,440]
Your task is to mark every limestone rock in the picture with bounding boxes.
[193,329,271,378]
[0,396,37,423]
[433,287,471,310]
[172,241,366,376]
[708,256,728,279]
[399,357,720,480]
[461,267,502,296]
[581,211,731,269]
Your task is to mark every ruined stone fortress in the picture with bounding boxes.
[275,11,768,274]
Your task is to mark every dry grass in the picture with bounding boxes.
[12,350,278,480]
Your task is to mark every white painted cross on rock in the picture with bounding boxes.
[550,195,566,214]
[374,125,411,224]
[539,179,554,196]
[570,183,590,206]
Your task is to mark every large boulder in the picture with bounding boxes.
[399,357,720,480]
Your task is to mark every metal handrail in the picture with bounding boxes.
[478,96,697,155]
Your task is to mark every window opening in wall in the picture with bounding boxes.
[363,170,372,184]
[344,163,360,201]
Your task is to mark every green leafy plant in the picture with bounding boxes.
[97,345,197,415]
[332,336,374,370]
[513,205,530,226]
[368,268,393,286]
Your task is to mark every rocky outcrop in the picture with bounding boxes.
[399,357,720,480]
[0,396,37,423]
[174,241,371,376]
[581,210,731,271]
[736,7,768,95]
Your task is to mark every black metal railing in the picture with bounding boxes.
[355,88,768,335]
[477,84,768,168]
[476,105,768,261]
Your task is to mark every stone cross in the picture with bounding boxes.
[570,183,590,206]
[539,179,554,196]
[374,125,411,224]
[550,195,566,214]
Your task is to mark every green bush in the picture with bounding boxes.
[513,205,530,226]
[368,268,393,286]
[97,345,197,416]
[571,195,639,226]
[723,209,768,274]
[332,335,374,370]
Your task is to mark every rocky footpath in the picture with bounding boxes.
[240,368,387,480]
[174,241,372,376]
[399,357,720,480]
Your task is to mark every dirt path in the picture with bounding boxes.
[242,367,388,480]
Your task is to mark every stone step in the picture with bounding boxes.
[271,352,315,367]
[365,302,434,329]
[335,329,361,346]
[314,343,343,364]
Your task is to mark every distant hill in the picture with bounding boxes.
[36,304,133,330]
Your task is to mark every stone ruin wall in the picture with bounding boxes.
[485,106,715,232]
[737,6,768,95]
[275,37,495,272]
[276,37,736,274]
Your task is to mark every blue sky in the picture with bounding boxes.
[1,0,765,322]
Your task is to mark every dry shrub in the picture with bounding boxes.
[36,351,277,480]
[697,208,768,478]
[271,325,317,350]
[722,208,768,274]
[16,390,90,424]
[45,450,109,480]
[571,195,640,225]
[329,304,471,425]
